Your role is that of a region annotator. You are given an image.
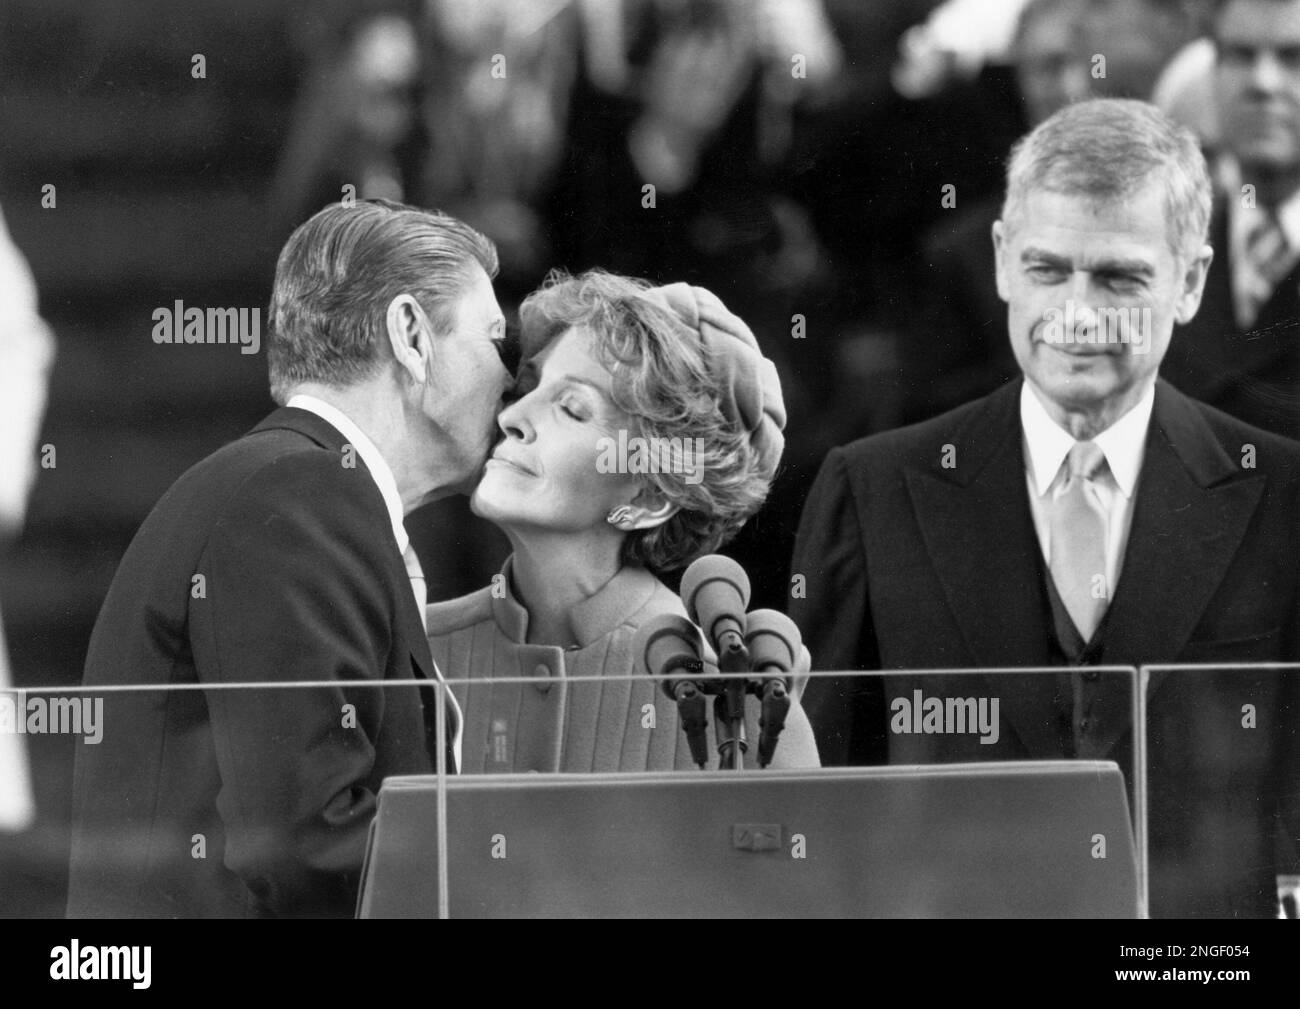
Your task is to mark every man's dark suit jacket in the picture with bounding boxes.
[67,407,445,918]
[790,378,1300,917]
[1162,199,1300,440]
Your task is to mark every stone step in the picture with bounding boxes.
[1,0,296,90]
[46,311,274,418]
[0,88,290,177]
[2,414,264,642]
[3,184,280,303]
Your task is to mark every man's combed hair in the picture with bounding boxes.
[519,270,774,574]
[1002,98,1212,262]
[267,199,498,404]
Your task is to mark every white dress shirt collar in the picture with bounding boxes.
[286,394,408,554]
[1020,379,1155,499]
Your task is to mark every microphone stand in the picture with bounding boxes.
[671,671,710,769]
[755,678,790,768]
[713,632,750,771]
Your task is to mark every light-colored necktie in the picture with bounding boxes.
[403,542,462,770]
[1239,212,1293,328]
[1048,440,1109,642]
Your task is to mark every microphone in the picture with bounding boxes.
[744,610,802,767]
[679,555,750,671]
[633,613,711,768]
[681,555,753,769]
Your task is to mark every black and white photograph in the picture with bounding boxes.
[0,0,1296,962]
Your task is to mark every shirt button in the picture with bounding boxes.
[1078,717,1091,734]
[532,663,551,695]
[1082,669,1100,683]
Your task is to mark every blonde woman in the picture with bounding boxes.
[427,270,819,772]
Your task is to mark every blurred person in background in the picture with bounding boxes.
[907,0,1094,424]
[1152,35,1221,143]
[1016,0,1095,124]
[1162,0,1300,438]
[795,0,1029,455]
[1078,0,1210,100]
[418,0,579,298]
[269,9,423,242]
[552,0,843,288]
[891,0,1031,101]
[0,203,55,834]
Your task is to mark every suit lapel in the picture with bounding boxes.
[253,408,440,680]
[904,380,1052,667]
[396,571,436,681]
[903,381,1070,757]
[1085,382,1267,755]
[1104,381,1266,663]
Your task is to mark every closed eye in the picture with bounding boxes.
[559,396,590,422]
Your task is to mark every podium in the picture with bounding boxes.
[358,761,1139,917]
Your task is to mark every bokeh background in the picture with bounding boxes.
[0,0,1217,915]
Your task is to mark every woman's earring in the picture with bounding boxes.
[606,505,633,528]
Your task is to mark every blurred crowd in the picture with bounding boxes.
[0,0,1258,627]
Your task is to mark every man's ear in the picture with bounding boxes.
[992,219,1011,303]
[386,294,434,384]
[1174,243,1214,325]
[615,486,680,532]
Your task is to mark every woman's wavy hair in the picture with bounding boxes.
[518,270,776,574]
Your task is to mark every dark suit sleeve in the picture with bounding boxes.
[788,447,886,765]
[188,452,408,917]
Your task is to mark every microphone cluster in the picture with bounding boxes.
[633,555,803,770]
